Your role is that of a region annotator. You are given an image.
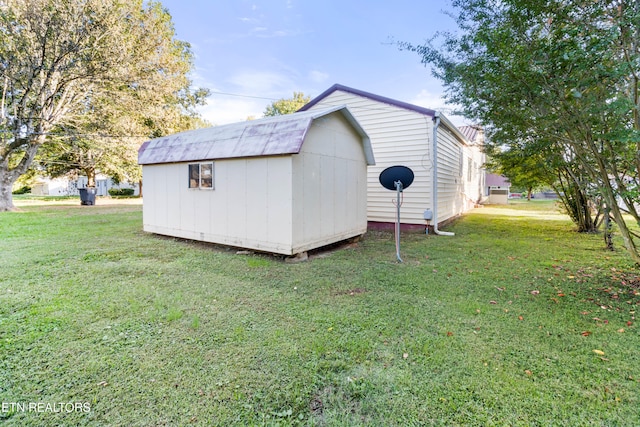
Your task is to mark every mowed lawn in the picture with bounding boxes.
[1,198,639,426]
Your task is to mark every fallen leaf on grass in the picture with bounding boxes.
[447,331,453,336]
[403,353,409,359]
[489,300,498,304]
[518,316,524,321]
[593,349,605,356]
[530,290,540,295]
[618,328,625,333]
[627,321,633,326]
[97,381,108,387]
[581,331,591,336]
[525,370,533,376]
[557,293,565,297]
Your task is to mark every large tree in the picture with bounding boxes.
[0,0,205,210]
[402,0,640,262]
[263,92,310,117]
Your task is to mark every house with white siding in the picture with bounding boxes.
[29,175,139,197]
[138,106,375,256]
[299,84,485,231]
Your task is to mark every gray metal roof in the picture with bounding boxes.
[458,125,484,144]
[138,105,374,165]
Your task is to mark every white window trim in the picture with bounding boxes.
[188,162,215,190]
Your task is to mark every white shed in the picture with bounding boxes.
[138,106,375,256]
[299,84,485,230]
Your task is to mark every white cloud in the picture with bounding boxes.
[409,89,447,110]
[195,67,298,125]
[227,70,294,95]
[308,70,329,83]
[409,89,467,127]
[250,28,300,38]
[197,96,266,126]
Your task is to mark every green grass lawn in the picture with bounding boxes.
[1,200,638,426]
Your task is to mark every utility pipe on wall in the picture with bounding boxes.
[431,112,455,236]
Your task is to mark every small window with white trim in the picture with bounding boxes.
[188,162,214,189]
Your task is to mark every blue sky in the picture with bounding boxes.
[159,0,465,125]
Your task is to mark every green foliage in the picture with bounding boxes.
[0,200,639,425]
[0,0,209,210]
[402,0,640,262]
[107,188,135,196]
[263,92,311,117]
[11,186,30,195]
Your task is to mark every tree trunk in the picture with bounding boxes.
[527,187,532,201]
[87,169,96,187]
[0,170,16,211]
[590,146,640,264]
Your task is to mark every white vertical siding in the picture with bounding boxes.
[291,111,368,253]
[142,158,294,254]
[304,91,433,225]
[141,111,369,255]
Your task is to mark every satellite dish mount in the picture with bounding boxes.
[379,166,414,262]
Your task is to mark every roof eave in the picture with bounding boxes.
[299,83,436,118]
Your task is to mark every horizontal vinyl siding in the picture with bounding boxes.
[306,91,432,225]
[436,126,465,223]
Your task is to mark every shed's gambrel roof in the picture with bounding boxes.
[299,84,472,145]
[138,105,374,165]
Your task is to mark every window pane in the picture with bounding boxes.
[189,164,200,188]
[200,163,213,189]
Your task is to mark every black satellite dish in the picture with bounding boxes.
[378,165,415,263]
[379,166,414,191]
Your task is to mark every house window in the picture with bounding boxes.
[188,162,214,189]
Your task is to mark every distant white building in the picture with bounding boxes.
[29,175,139,196]
[485,173,511,204]
[299,84,485,229]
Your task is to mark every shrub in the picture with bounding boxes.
[12,185,31,195]
[108,188,135,196]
